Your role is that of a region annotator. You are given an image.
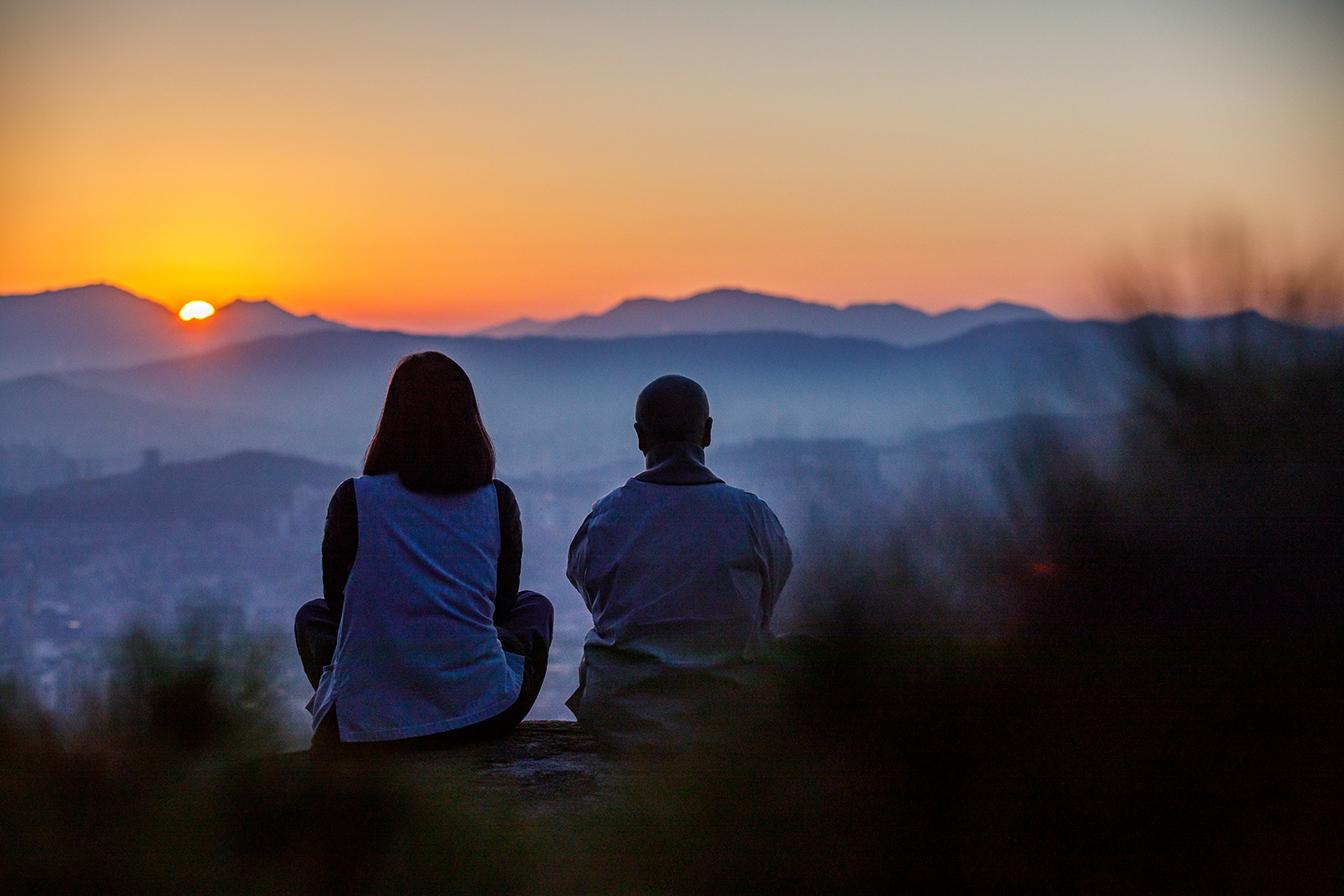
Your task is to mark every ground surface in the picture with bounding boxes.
[415,720,617,807]
[293,720,627,818]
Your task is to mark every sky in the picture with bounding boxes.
[2,0,1341,331]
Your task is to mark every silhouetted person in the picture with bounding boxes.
[566,375,792,746]
[294,351,552,750]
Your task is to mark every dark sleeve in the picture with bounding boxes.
[567,510,594,609]
[493,480,522,625]
[321,478,357,619]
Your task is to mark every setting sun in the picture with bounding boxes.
[178,300,216,322]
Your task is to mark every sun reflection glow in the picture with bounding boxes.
[178,300,216,321]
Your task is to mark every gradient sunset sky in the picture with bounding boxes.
[2,0,1341,331]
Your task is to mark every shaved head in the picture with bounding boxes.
[635,375,712,449]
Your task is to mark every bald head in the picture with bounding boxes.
[635,375,712,452]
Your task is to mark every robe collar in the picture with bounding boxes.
[633,442,724,485]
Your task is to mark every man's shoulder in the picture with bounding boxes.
[710,483,785,532]
[710,482,776,516]
[597,478,772,512]
[688,477,772,508]
[590,482,631,511]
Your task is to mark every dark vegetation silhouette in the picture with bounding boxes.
[2,221,1341,892]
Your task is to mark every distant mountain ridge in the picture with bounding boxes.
[0,283,344,379]
[1,283,1048,379]
[476,287,1054,346]
[0,450,349,525]
[3,309,1331,477]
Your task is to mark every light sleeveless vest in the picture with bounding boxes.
[309,474,524,741]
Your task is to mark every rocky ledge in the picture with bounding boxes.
[367,720,622,815]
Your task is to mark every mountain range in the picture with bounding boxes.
[5,308,1329,477]
[0,450,348,525]
[0,283,343,379]
[1,283,1053,380]
[3,282,1339,482]
[476,287,1054,345]
[52,320,1140,471]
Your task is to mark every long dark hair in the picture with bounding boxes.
[363,351,495,493]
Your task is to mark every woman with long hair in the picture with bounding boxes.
[294,351,552,749]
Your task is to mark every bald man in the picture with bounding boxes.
[566,375,792,745]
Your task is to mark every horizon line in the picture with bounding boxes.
[4,279,1062,334]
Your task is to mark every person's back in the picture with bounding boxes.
[295,351,553,751]
[313,473,521,741]
[566,375,791,746]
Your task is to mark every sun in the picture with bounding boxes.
[178,300,216,321]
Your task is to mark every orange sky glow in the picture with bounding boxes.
[2,1,1341,331]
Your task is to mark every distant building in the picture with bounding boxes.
[140,448,162,472]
